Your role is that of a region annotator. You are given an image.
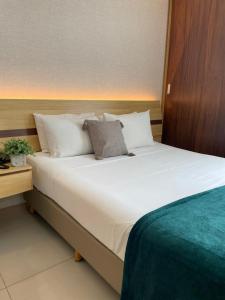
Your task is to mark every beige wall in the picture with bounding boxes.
[0,0,168,101]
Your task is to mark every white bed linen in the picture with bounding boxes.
[28,143,225,260]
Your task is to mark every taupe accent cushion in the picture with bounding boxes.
[83,120,128,160]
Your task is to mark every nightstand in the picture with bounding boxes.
[0,165,33,200]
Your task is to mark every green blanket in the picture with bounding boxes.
[121,186,225,300]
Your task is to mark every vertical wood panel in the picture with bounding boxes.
[163,0,225,157]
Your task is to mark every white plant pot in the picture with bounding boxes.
[10,155,27,167]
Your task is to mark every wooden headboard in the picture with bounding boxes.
[0,100,162,152]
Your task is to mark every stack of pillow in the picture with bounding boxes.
[34,110,154,160]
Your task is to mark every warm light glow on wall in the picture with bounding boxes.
[0,1,168,102]
[0,85,157,101]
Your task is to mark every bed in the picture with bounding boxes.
[2,99,225,296]
[0,99,162,293]
[25,142,225,293]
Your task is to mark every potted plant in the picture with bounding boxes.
[3,139,34,167]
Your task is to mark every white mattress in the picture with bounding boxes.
[28,143,225,260]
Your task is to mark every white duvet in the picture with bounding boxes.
[28,143,225,260]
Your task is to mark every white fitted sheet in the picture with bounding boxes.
[28,143,225,260]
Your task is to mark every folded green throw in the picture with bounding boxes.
[121,186,225,300]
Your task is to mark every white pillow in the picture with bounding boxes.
[34,113,95,152]
[103,111,153,149]
[42,116,98,157]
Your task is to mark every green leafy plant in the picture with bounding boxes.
[3,139,34,156]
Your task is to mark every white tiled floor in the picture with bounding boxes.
[0,276,5,290]
[0,205,73,286]
[0,290,10,300]
[0,205,119,300]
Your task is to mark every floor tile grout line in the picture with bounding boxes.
[6,255,74,289]
[0,272,12,300]
[0,271,7,290]
[6,288,13,300]
[0,275,13,300]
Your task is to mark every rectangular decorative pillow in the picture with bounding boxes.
[83,120,128,160]
[103,111,154,150]
[34,112,95,152]
[42,115,98,157]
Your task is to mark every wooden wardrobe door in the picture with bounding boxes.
[163,0,225,157]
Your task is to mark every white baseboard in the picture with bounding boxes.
[0,194,25,209]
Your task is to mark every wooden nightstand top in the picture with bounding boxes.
[0,164,32,176]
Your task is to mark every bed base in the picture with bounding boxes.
[24,188,123,294]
